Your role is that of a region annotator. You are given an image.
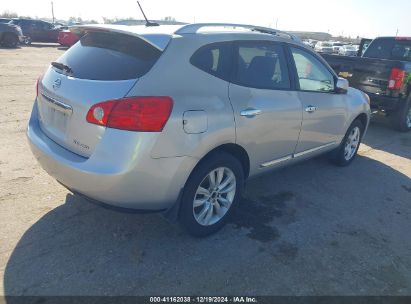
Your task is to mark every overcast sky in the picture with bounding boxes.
[2,0,411,38]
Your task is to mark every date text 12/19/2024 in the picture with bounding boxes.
[149,297,258,303]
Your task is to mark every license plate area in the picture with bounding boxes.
[42,106,68,134]
[38,94,72,137]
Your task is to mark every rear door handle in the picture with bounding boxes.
[240,108,262,118]
[305,106,317,113]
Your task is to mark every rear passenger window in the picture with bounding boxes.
[190,42,233,81]
[233,42,290,90]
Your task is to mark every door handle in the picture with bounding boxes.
[305,106,317,113]
[240,108,262,118]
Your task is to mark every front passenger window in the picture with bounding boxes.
[291,47,335,92]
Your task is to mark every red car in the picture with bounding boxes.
[58,30,79,47]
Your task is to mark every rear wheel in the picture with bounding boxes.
[391,98,411,132]
[1,33,18,48]
[330,119,364,167]
[179,152,244,237]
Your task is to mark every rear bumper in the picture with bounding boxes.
[67,188,167,214]
[368,93,404,112]
[319,50,333,54]
[27,101,195,210]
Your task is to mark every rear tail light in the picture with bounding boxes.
[86,97,173,132]
[86,100,116,126]
[388,68,405,90]
[36,75,43,97]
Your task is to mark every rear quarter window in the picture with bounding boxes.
[55,31,162,81]
[190,42,233,81]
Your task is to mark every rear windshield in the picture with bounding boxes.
[364,38,411,61]
[55,31,162,80]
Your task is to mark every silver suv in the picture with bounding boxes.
[27,23,371,236]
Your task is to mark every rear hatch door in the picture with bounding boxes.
[37,27,164,157]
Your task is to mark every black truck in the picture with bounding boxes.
[322,37,411,132]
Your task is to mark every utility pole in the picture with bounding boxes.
[275,17,278,28]
[51,1,55,24]
[396,28,399,36]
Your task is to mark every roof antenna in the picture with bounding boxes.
[137,1,159,27]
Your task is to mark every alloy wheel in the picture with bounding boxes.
[344,126,361,161]
[193,167,236,226]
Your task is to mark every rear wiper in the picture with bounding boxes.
[51,61,74,75]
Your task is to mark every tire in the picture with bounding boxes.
[330,119,364,167]
[1,33,18,48]
[179,151,244,237]
[391,98,411,132]
[23,36,32,45]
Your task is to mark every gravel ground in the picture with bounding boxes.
[0,44,410,297]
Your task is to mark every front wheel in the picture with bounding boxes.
[330,119,364,167]
[179,152,244,237]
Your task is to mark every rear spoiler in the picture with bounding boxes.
[69,24,165,51]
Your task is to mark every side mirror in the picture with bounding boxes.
[336,77,349,94]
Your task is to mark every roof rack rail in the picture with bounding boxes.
[174,23,301,42]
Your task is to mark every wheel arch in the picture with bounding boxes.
[163,143,250,222]
[354,112,369,130]
[193,143,250,180]
[210,143,250,178]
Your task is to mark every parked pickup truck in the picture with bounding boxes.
[322,37,411,131]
